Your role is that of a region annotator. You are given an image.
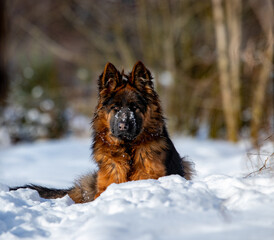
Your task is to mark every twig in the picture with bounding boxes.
[244,153,273,178]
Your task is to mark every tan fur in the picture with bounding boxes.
[68,173,97,203]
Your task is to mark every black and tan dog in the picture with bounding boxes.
[10,61,194,203]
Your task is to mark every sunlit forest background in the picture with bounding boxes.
[0,0,273,146]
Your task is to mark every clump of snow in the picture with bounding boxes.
[0,137,273,239]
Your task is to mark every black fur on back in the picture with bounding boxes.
[163,126,194,180]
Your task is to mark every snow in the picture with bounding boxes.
[0,137,273,240]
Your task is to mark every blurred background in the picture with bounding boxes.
[0,0,273,146]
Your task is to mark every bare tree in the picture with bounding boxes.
[0,0,8,105]
[212,0,241,142]
[226,0,242,127]
[249,0,273,144]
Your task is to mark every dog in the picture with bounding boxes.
[10,61,194,203]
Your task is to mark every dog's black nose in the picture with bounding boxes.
[118,122,129,131]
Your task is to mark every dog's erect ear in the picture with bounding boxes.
[130,61,153,88]
[98,63,120,92]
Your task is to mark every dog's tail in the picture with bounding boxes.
[9,172,97,203]
[9,184,71,199]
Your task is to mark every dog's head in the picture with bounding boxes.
[95,61,163,142]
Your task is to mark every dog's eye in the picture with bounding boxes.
[112,106,120,111]
[131,105,138,111]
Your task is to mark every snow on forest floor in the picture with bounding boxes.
[0,137,273,240]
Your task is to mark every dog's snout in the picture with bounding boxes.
[111,107,140,140]
[118,122,129,131]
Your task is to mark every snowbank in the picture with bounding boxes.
[0,138,273,239]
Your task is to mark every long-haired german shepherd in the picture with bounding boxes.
[10,61,194,203]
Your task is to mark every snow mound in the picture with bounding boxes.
[1,174,274,240]
[0,137,273,239]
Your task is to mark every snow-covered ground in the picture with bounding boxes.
[0,137,273,240]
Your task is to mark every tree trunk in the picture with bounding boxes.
[212,0,238,142]
[0,0,8,105]
[226,0,242,128]
[250,0,273,144]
